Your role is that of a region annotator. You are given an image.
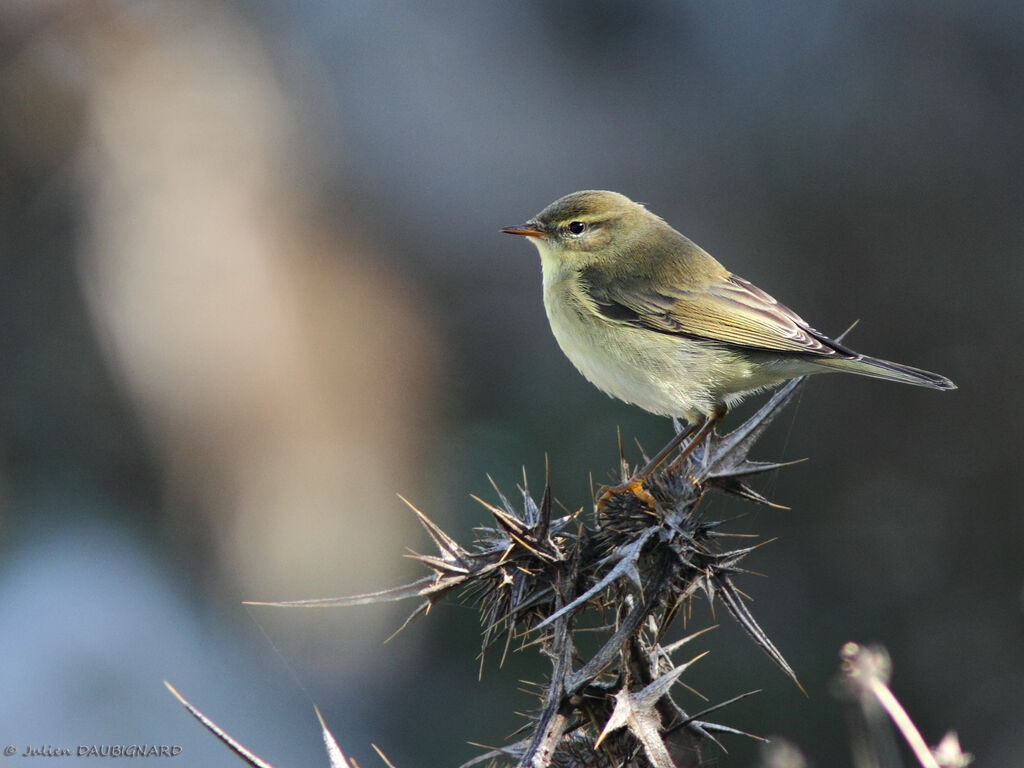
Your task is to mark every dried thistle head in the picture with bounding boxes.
[247,379,808,767]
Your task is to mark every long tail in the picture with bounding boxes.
[823,354,956,390]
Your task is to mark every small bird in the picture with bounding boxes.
[502,190,955,482]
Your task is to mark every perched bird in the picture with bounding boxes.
[502,190,955,482]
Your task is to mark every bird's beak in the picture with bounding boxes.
[500,223,545,238]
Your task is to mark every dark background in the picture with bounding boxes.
[1,1,1021,766]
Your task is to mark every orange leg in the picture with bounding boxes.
[597,406,725,510]
[662,406,723,476]
[595,425,693,508]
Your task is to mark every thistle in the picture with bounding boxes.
[245,378,807,767]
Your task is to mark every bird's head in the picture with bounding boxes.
[501,190,661,272]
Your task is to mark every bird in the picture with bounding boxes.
[501,190,955,494]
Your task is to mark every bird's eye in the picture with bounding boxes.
[567,221,586,235]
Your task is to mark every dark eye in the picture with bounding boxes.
[567,221,586,235]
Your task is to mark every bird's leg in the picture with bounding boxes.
[635,421,700,480]
[596,421,700,510]
[662,404,726,477]
[596,406,727,510]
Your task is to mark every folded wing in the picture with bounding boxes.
[582,270,852,358]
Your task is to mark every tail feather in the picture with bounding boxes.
[824,354,956,391]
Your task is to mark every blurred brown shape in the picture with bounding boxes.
[5,0,441,663]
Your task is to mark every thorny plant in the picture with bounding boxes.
[253,378,806,768]
[167,377,971,768]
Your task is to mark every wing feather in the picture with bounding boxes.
[582,270,848,358]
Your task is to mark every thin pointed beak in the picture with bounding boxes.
[500,223,545,238]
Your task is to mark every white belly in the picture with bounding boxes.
[543,284,721,421]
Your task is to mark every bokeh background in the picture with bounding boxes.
[1,1,1021,766]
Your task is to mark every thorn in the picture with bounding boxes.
[397,494,464,562]
[835,318,860,342]
[617,426,629,482]
[661,624,718,655]
[314,706,350,767]
[371,744,399,768]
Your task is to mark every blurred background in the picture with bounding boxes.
[1,1,1021,765]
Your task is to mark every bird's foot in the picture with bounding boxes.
[597,477,657,511]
